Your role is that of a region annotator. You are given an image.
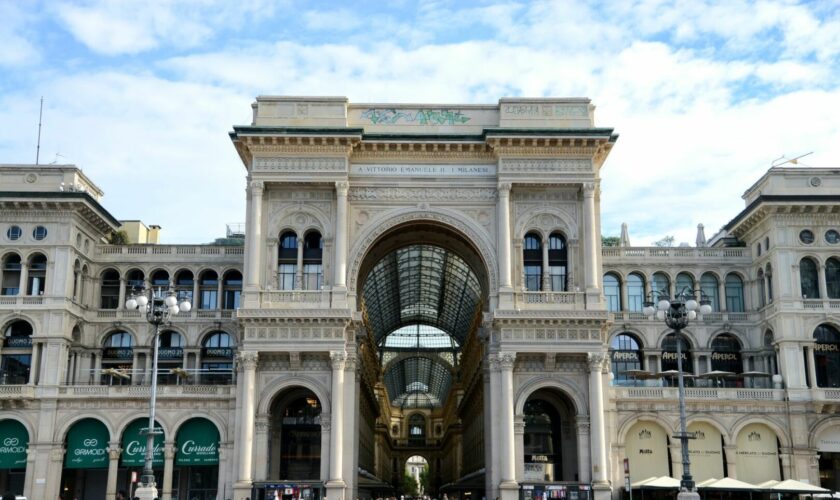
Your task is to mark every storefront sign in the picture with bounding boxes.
[817,426,840,452]
[735,423,780,484]
[65,419,109,469]
[0,420,28,469]
[687,422,723,481]
[176,418,219,466]
[625,422,669,481]
[121,419,164,466]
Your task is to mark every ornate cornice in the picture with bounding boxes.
[253,157,346,173]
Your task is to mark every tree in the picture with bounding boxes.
[402,473,419,496]
[107,229,129,245]
[419,465,430,495]
[601,235,620,247]
[652,235,675,247]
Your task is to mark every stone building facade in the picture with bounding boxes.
[0,97,839,500]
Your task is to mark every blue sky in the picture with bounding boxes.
[1,0,839,244]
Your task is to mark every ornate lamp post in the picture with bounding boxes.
[642,288,711,500]
[125,288,191,499]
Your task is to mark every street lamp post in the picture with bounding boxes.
[642,287,711,500]
[125,288,191,500]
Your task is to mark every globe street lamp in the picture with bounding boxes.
[125,288,191,499]
[642,287,711,500]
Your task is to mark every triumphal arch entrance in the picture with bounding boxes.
[228,97,616,500]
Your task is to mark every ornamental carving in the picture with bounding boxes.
[249,181,265,194]
[320,413,331,431]
[330,351,346,370]
[587,352,608,371]
[348,187,497,201]
[336,181,349,196]
[237,351,259,370]
[500,158,591,174]
[253,157,346,172]
[498,352,516,370]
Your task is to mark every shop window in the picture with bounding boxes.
[711,334,742,386]
[661,332,693,378]
[201,331,234,384]
[815,324,840,388]
[610,333,643,383]
[101,331,134,385]
[1,321,33,384]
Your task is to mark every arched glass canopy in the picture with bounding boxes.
[363,244,481,409]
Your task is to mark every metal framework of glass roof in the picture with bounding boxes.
[363,244,481,409]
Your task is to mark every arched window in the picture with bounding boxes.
[303,231,323,290]
[73,260,81,302]
[201,331,234,384]
[604,273,621,312]
[652,272,669,299]
[711,334,742,386]
[827,258,840,299]
[101,331,134,385]
[278,231,298,290]
[157,330,184,385]
[100,269,121,309]
[1,320,33,384]
[27,254,47,295]
[408,414,426,446]
[126,269,145,291]
[700,273,719,312]
[627,273,644,312]
[676,273,694,295]
[548,232,567,292]
[523,232,542,292]
[150,269,169,295]
[1,254,22,295]
[725,274,745,312]
[198,270,218,309]
[522,391,578,482]
[174,269,194,302]
[661,333,693,377]
[610,333,643,383]
[801,258,820,299]
[222,270,242,309]
[815,324,840,388]
[757,268,766,308]
[765,264,774,302]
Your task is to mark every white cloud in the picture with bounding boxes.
[0,2,40,66]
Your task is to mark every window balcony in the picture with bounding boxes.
[259,290,333,309]
[611,310,758,322]
[513,291,585,309]
[601,246,750,262]
[611,385,784,401]
[77,368,235,387]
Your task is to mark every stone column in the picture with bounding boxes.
[254,415,270,480]
[246,181,264,289]
[576,416,592,483]
[321,414,332,481]
[28,342,40,385]
[162,442,175,500]
[718,281,727,312]
[267,238,279,289]
[216,277,224,310]
[819,264,829,300]
[541,236,550,291]
[588,353,609,485]
[217,444,231,500]
[582,183,598,294]
[497,183,513,290]
[235,351,259,491]
[498,352,518,500]
[334,182,349,289]
[17,263,28,296]
[807,345,818,388]
[106,442,121,500]
[296,236,304,289]
[327,351,347,499]
[514,415,526,481]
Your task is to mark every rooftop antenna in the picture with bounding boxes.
[771,151,813,168]
[35,97,44,165]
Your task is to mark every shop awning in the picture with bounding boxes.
[0,419,28,469]
[65,418,109,469]
[175,418,219,466]
[760,479,830,494]
[631,476,680,489]
[698,477,760,491]
[121,419,164,467]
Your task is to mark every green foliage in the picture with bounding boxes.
[402,473,419,496]
[107,229,129,245]
[652,235,675,247]
[419,465,430,494]
[601,235,620,247]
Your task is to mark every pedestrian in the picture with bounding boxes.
[117,491,127,500]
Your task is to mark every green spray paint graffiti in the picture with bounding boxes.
[361,108,471,125]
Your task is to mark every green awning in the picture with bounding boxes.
[175,418,219,466]
[121,419,164,467]
[65,418,109,469]
[0,419,28,469]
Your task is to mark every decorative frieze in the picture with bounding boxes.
[500,158,591,174]
[348,187,497,202]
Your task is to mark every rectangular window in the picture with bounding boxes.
[303,264,322,290]
[223,290,240,309]
[1,354,31,384]
[524,265,541,292]
[200,290,218,310]
[279,264,296,290]
[549,266,566,292]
